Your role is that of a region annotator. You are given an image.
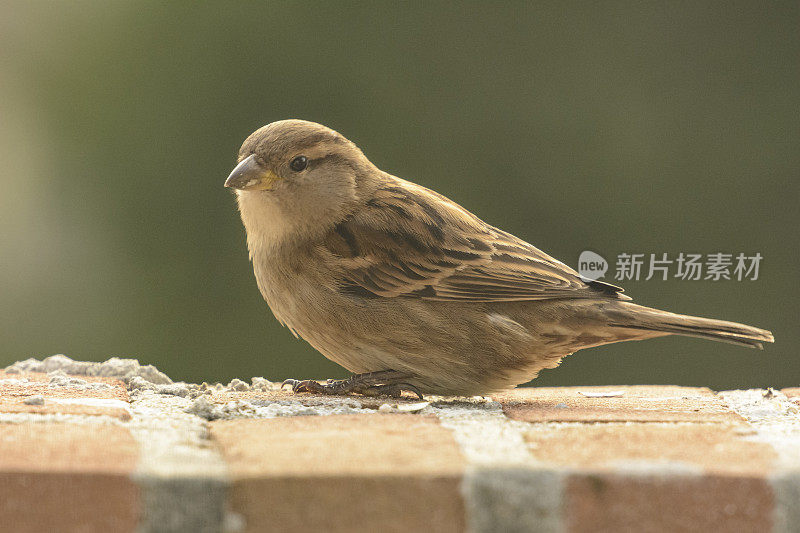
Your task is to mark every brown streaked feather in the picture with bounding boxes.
[320,177,629,302]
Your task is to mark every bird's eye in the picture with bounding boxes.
[290,156,308,172]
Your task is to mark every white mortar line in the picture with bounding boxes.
[126,390,236,533]
[430,399,565,533]
[720,389,800,533]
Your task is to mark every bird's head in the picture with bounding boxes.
[226,120,378,248]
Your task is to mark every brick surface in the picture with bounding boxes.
[212,414,466,533]
[781,387,800,401]
[496,386,745,424]
[0,371,130,420]
[208,387,425,410]
[0,356,791,533]
[566,474,773,533]
[0,423,140,533]
[524,423,776,476]
[508,391,779,532]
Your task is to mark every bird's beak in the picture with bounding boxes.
[224,154,281,191]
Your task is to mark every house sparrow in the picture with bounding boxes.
[225,119,774,398]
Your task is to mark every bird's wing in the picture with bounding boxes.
[319,179,629,303]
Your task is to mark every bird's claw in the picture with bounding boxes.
[281,379,325,393]
[281,378,299,391]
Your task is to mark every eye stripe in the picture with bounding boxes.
[307,152,360,171]
[290,132,349,151]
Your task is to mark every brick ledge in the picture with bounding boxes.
[1,355,799,533]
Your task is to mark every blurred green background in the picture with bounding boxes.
[1,2,797,389]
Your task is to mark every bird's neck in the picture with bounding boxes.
[235,189,347,260]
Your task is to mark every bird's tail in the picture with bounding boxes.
[606,303,774,349]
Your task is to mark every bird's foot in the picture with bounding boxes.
[282,370,423,399]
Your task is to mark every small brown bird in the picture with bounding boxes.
[225,120,773,398]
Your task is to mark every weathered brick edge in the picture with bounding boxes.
[2,356,799,533]
[442,390,800,533]
[721,390,800,533]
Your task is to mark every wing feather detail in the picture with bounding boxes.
[320,179,629,303]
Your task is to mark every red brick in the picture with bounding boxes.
[211,414,466,533]
[208,387,424,410]
[566,474,773,533]
[0,423,140,533]
[496,386,744,424]
[0,371,130,420]
[524,423,776,476]
[781,388,800,404]
[519,416,778,532]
